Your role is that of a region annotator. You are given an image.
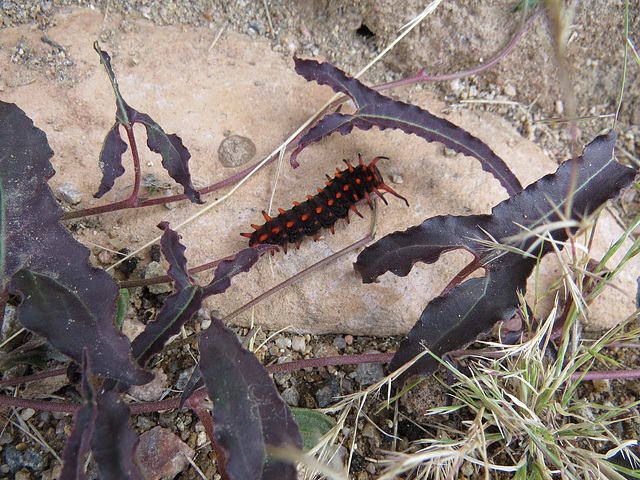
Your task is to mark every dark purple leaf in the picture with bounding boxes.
[93,42,131,125]
[131,223,261,366]
[354,132,637,380]
[199,318,302,480]
[94,123,128,199]
[0,101,150,386]
[61,349,96,480]
[292,56,522,196]
[129,110,203,204]
[178,366,203,409]
[93,42,202,204]
[11,270,151,385]
[91,389,145,480]
[201,246,264,296]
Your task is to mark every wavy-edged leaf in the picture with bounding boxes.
[292,56,522,196]
[11,270,151,385]
[94,123,128,199]
[129,110,203,204]
[61,349,96,480]
[200,318,303,480]
[354,132,637,380]
[91,389,145,480]
[131,222,261,366]
[93,42,202,204]
[0,101,150,386]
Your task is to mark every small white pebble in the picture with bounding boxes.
[20,408,36,421]
[291,336,306,352]
[504,84,517,97]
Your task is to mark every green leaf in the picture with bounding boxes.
[290,408,336,451]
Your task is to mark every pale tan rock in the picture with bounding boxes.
[1,9,636,338]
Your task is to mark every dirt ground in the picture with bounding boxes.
[1,1,639,479]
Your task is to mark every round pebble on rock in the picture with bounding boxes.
[218,135,256,167]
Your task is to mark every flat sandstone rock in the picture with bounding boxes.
[1,8,637,336]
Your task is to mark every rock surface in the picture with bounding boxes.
[0,7,637,338]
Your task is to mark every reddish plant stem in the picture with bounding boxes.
[118,256,226,289]
[124,125,143,203]
[191,401,216,444]
[0,367,67,387]
[61,145,285,220]
[441,255,484,296]
[3,361,639,416]
[0,395,82,414]
[373,9,544,91]
[265,352,395,374]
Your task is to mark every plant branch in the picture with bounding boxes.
[373,9,544,90]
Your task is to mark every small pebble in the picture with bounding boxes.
[129,368,168,402]
[20,408,35,421]
[117,249,138,276]
[315,378,341,408]
[150,244,162,262]
[291,335,306,352]
[275,337,291,350]
[503,84,517,97]
[5,446,45,474]
[281,386,300,407]
[332,336,347,349]
[274,370,291,386]
[344,335,354,346]
[592,378,610,394]
[218,135,256,167]
[56,182,82,204]
[174,366,196,391]
[354,351,384,386]
[145,261,172,294]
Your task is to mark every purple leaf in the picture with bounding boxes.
[355,132,636,380]
[131,223,261,366]
[129,110,203,204]
[201,246,264,296]
[0,101,151,386]
[199,318,302,480]
[292,56,522,195]
[60,349,96,480]
[93,42,203,204]
[91,389,145,480]
[94,123,128,199]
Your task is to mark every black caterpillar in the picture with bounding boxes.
[241,156,408,253]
